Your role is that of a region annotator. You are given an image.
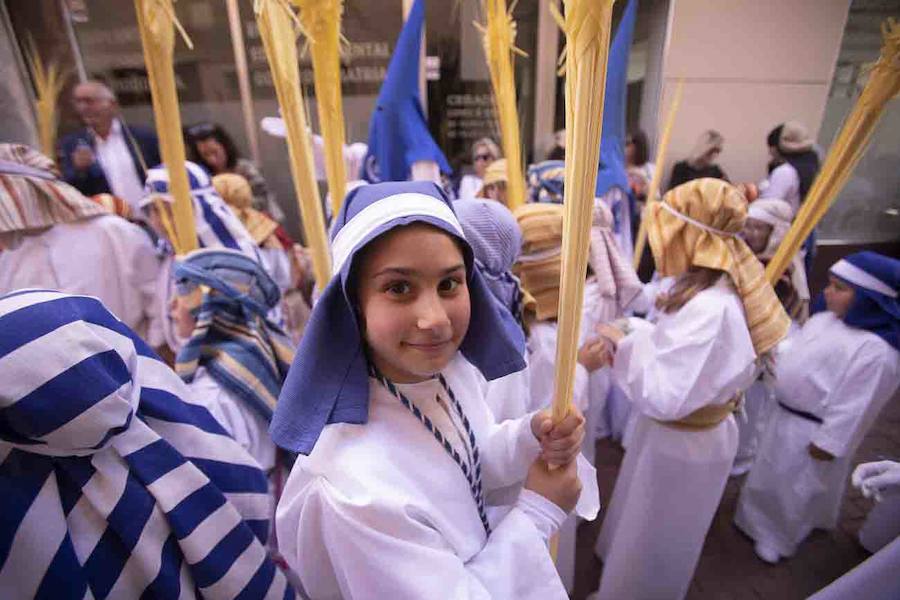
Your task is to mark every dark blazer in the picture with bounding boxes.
[58,122,161,197]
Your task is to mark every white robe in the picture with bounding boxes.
[276,354,573,599]
[186,366,276,473]
[0,215,163,346]
[734,312,900,557]
[595,278,758,600]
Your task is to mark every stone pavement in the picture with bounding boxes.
[571,393,900,599]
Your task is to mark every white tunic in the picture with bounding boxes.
[187,367,276,473]
[0,215,163,346]
[734,312,900,557]
[595,278,758,600]
[527,322,590,416]
[276,354,572,600]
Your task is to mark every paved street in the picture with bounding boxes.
[572,393,900,599]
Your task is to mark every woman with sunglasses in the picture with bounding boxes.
[185,122,284,222]
[458,137,501,200]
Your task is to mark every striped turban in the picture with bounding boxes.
[0,144,106,234]
[174,249,295,423]
[0,290,294,598]
[647,178,791,355]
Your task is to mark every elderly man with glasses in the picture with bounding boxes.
[58,80,160,213]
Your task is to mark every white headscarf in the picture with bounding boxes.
[747,198,810,301]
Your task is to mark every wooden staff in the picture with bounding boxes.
[295,0,349,213]
[550,0,617,422]
[767,19,900,284]
[256,0,332,287]
[477,0,528,209]
[632,78,684,270]
[134,0,198,254]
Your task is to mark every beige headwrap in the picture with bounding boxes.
[647,178,790,355]
[513,203,564,321]
[212,173,282,249]
[477,158,509,197]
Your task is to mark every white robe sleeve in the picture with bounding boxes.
[760,163,800,212]
[479,411,541,492]
[811,342,900,458]
[612,299,747,421]
[280,477,567,600]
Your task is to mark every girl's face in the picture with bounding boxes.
[356,223,471,383]
[196,138,228,173]
[824,274,855,318]
[741,217,773,255]
[169,294,197,338]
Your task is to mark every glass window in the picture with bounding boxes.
[815,2,900,244]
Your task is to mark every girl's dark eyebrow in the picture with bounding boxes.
[373,264,465,278]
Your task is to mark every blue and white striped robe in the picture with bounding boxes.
[0,290,295,599]
[144,161,258,256]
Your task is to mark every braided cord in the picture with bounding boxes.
[370,365,492,536]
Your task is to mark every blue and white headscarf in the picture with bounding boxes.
[174,249,295,423]
[0,290,293,598]
[270,181,526,454]
[142,161,257,256]
[821,251,899,351]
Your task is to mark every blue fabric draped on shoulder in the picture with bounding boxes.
[270,181,526,454]
[0,289,293,598]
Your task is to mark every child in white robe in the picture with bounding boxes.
[735,251,900,563]
[0,143,163,347]
[591,178,791,600]
[453,197,532,422]
[270,182,598,599]
[512,202,611,592]
[732,197,808,476]
[168,248,295,476]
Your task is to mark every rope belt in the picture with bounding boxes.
[655,394,742,431]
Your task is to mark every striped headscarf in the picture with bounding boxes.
[513,203,565,321]
[0,290,293,599]
[589,201,643,322]
[647,178,791,355]
[0,144,107,234]
[141,161,256,255]
[174,249,294,423]
[526,160,566,204]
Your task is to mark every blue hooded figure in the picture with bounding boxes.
[362,0,451,183]
[594,0,638,245]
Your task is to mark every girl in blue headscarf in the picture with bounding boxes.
[736,251,900,564]
[271,181,596,599]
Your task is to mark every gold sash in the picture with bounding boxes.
[655,395,742,431]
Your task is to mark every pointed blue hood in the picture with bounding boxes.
[595,0,638,198]
[361,0,451,183]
